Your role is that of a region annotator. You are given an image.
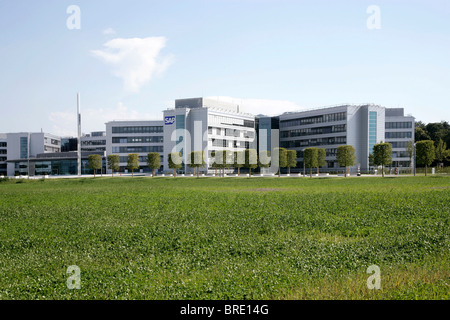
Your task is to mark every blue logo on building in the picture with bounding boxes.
[165,116,175,125]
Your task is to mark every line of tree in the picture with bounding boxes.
[303,147,327,178]
[415,121,450,167]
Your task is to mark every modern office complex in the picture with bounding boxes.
[3,132,61,176]
[162,98,256,174]
[278,104,414,172]
[105,120,164,173]
[1,97,416,176]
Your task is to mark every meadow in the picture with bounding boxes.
[0,176,448,299]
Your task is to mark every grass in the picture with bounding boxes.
[0,176,448,300]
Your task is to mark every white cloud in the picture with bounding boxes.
[49,103,162,137]
[206,96,306,116]
[102,28,116,35]
[91,37,173,93]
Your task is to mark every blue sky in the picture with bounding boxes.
[1,0,449,136]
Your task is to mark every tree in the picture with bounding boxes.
[274,147,287,177]
[373,143,393,177]
[406,141,414,174]
[415,140,435,176]
[317,148,327,175]
[415,126,431,142]
[258,150,271,175]
[147,152,161,177]
[244,149,258,177]
[87,154,102,178]
[234,151,245,176]
[286,150,297,175]
[211,150,233,177]
[190,151,206,177]
[368,153,375,169]
[127,153,139,177]
[303,147,318,178]
[336,145,356,177]
[107,154,120,177]
[434,139,450,167]
[210,151,220,176]
[168,152,182,177]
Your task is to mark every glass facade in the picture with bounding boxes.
[111,146,163,153]
[281,124,346,138]
[369,112,377,154]
[14,159,93,176]
[385,132,412,139]
[112,136,163,144]
[280,112,346,128]
[385,122,413,129]
[112,126,163,134]
[20,137,28,159]
[280,136,346,148]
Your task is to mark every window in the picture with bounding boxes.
[385,132,412,139]
[112,136,163,144]
[112,126,163,134]
[20,137,28,159]
[385,122,412,129]
[280,112,346,128]
[369,112,377,154]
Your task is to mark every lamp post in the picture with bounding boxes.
[413,142,416,176]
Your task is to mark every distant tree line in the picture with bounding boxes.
[415,121,450,167]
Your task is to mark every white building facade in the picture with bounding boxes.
[3,132,61,176]
[105,120,164,173]
[163,98,256,174]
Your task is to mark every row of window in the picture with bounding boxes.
[385,132,412,139]
[112,126,163,134]
[280,124,346,138]
[208,115,255,128]
[44,138,60,146]
[207,127,255,139]
[119,156,164,163]
[392,151,410,158]
[210,139,247,148]
[390,141,411,149]
[112,136,163,144]
[44,146,60,153]
[0,142,6,147]
[280,136,347,148]
[82,140,106,146]
[112,146,164,153]
[0,150,6,155]
[385,122,413,129]
[280,112,347,128]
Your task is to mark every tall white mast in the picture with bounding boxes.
[77,93,81,176]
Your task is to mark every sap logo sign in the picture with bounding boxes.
[165,116,175,125]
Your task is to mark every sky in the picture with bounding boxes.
[0,0,449,137]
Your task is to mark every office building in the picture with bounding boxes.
[4,132,61,176]
[105,120,164,173]
[385,108,415,169]
[162,98,256,174]
[278,104,414,173]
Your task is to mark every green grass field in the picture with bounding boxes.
[0,176,448,300]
